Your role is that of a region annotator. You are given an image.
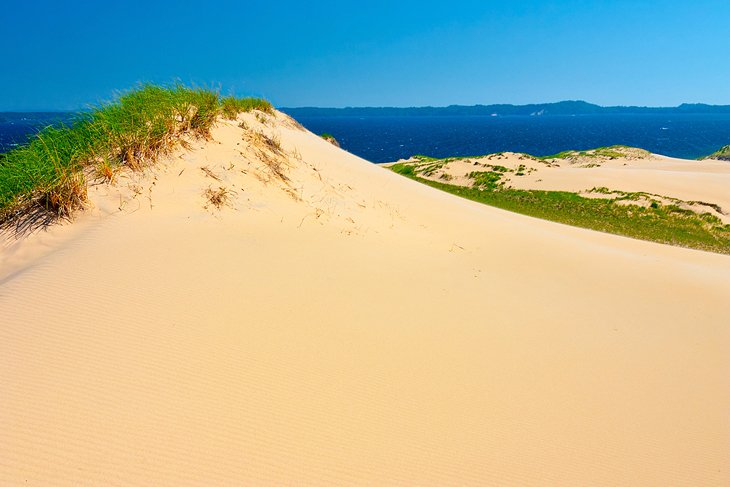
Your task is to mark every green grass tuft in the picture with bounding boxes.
[0,84,272,226]
[220,96,273,120]
[702,144,730,161]
[320,133,341,148]
[468,171,504,190]
[537,145,643,160]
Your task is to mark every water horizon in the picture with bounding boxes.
[3,111,730,163]
[289,113,730,163]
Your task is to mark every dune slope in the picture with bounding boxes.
[2,111,729,486]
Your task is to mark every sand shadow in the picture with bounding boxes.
[0,204,60,240]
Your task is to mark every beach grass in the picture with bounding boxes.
[537,145,637,160]
[703,144,730,161]
[221,96,273,120]
[0,84,271,224]
[320,133,340,147]
[390,162,730,255]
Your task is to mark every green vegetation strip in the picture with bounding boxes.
[390,163,730,255]
[0,84,272,223]
[537,145,637,160]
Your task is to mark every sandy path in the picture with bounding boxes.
[2,112,729,485]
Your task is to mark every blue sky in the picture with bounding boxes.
[2,0,729,110]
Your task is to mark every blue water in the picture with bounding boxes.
[3,112,730,163]
[0,112,74,152]
[290,113,730,163]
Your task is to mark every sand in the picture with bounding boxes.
[1,111,729,485]
[399,150,730,222]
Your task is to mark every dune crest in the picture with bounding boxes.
[2,111,729,485]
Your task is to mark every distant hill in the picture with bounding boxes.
[281,101,730,117]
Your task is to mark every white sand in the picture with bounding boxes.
[2,112,729,485]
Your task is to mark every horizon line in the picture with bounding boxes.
[3,99,730,113]
[280,100,730,110]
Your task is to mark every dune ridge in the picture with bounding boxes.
[2,110,729,485]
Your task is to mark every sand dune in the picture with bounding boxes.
[397,150,730,223]
[2,111,729,485]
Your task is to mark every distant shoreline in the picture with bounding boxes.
[4,108,730,161]
[282,100,730,117]
[5,99,730,116]
[286,113,730,162]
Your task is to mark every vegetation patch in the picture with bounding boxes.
[703,145,730,161]
[538,145,650,161]
[320,133,340,147]
[246,130,290,183]
[488,164,510,172]
[221,96,273,120]
[204,186,232,210]
[469,171,504,190]
[0,84,271,229]
[390,162,730,255]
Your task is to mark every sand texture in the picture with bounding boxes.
[2,112,729,485]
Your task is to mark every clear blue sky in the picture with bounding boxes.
[2,0,729,110]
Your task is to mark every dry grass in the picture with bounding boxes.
[260,151,289,182]
[41,171,88,219]
[203,186,232,210]
[200,166,222,181]
[245,130,290,183]
[95,160,119,183]
[253,131,284,156]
